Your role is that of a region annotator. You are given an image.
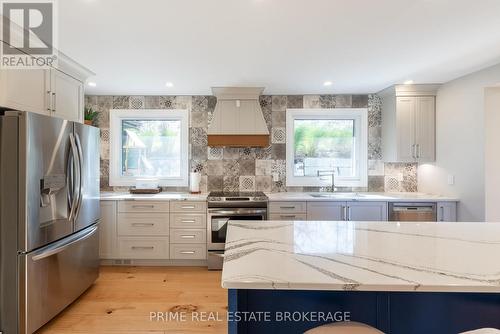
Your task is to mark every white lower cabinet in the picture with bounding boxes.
[170,244,207,260]
[437,202,457,222]
[100,199,209,262]
[118,238,169,259]
[169,201,207,260]
[100,201,117,259]
[306,202,345,221]
[347,202,388,221]
[306,201,387,221]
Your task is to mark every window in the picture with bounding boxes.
[109,109,189,186]
[286,108,368,188]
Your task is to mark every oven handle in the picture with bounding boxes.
[207,208,267,215]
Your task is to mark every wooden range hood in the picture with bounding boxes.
[207,87,270,148]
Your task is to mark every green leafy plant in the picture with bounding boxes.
[84,106,99,122]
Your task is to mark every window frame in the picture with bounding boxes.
[109,109,189,187]
[285,108,368,188]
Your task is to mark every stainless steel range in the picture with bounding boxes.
[207,191,268,270]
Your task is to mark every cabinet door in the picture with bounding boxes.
[0,67,50,114]
[306,202,345,221]
[437,202,457,222]
[347,202,387,221]
[415,96,436,162]
[100,201,117,259]
[51,69,83,122]
[396,97,416,162]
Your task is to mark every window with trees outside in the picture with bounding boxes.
[285,108,368,188]
[109,110,189,186]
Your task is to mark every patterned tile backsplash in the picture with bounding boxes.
[86,94,418,193]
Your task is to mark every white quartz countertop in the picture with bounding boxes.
[100,191,458,202]
[100,192,208,201]
[221,220,500,292]
[266,192,459,202]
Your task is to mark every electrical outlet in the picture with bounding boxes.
[447,175,455,185]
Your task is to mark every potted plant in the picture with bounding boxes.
[84,106,99,126]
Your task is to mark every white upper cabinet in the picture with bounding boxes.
[0,42,92,123]
[380,84,439,163]
[49,69,84,122]
[0,67,50,115]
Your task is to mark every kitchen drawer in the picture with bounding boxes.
[170,229,206,244]
[269,213,308,221]
[170,201,206,213]
[170,244,207,260]
[269,201,307,214]
[170,213,206,229]
[117,238,169,259]
[117,213,169,236]
[118,201,170,213]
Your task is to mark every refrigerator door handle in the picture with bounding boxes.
[68,133,81,221]
[31,225,98,261]
[74,133,84,220]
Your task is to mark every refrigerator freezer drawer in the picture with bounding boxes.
[20,224,99,334]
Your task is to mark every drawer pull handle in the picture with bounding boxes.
[180,251,195,254]
[280,206,296,209]
[181,220,196,223]
[280,215,296,219]
[132,205,155,209]
[181,206,196,209]
[131,223,154,227]
[131,246,154,250]
[181,235,196,239]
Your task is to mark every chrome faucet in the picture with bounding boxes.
[317,170,336,192]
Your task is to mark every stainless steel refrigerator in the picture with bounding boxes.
[0,111,100,334]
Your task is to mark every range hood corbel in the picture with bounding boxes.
[207,87,270,147]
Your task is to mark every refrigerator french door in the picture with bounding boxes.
[0,111,100,334]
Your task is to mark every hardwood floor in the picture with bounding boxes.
[37,266,228,334]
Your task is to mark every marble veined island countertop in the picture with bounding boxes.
[221,220,500,293]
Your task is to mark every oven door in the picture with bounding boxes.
[207,208,267,251]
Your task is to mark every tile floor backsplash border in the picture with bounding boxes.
[86,94,417,193]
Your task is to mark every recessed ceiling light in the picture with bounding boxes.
[87,82,96,87]
[323,81,333,87]
[165,82,174,88]
[404,80,414,85]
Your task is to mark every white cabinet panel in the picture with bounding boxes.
[415,96,436,162]
[396,97,417,162]
[0,67,49,115]
[118,238,169,259]
[170,201,206,213]
[347,202,387,221]
[50,69,83,123]
[100,201,117,259]
[269,213,308,221]
[306,202,345,221]
[118,201,170,213]
[170,244,207,260]
[170,229,206,244]
[437,202,457,222]
[170,213,206,229]
[269,202,307,214]
[117,213,169,236]
[380,85,437,163]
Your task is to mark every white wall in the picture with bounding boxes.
[485,87,500,221]
[418,63,500,222]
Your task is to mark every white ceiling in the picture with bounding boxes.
[59,0,500,95]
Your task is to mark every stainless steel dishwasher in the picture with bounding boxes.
[388,203,437,222]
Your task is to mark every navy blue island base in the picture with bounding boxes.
[228,289,500,334]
